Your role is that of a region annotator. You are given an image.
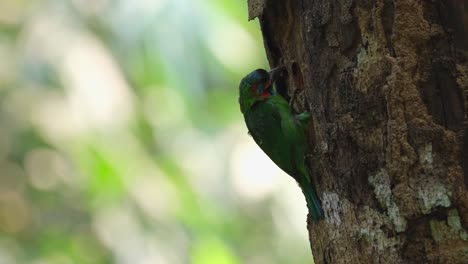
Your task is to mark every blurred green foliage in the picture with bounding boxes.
[0,0,314,263]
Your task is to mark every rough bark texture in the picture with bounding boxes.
[250,0,468,263]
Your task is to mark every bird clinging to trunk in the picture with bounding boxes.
[238,68,324,222]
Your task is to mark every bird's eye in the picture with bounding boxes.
[257,84,262,91]
[257,84,265,95]
[251,83,260,95]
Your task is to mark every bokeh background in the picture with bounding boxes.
[0,0,313,263]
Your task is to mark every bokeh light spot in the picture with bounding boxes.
[230,133,282,201]
[208,22,260,71]
[24,148,72,191]
[191,237,239,264]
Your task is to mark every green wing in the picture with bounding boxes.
[244,95,306,179]
[244,95,323,221]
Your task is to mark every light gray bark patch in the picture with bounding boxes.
[430,209,468,242]
[417,180,451,214]
[322,192,342,226]
[357,207,401,255]
[369,169,407,232]
[418,143,433,168]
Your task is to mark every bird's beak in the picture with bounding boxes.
[268,66,286,82]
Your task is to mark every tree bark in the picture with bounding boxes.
[249,0,468,263]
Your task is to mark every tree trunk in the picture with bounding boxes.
[249,0,468,263]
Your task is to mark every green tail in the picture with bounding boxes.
[296,166,324,222]
[301,187,324,223]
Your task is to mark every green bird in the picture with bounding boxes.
[239,68,324,222]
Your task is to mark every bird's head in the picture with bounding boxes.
[239,67,284,113]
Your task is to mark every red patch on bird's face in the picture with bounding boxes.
[261,80,272,98]
[251,80,272,99]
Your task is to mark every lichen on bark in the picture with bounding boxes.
[369,169,407,232]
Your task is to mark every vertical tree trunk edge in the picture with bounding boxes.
[250,0,468,263]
